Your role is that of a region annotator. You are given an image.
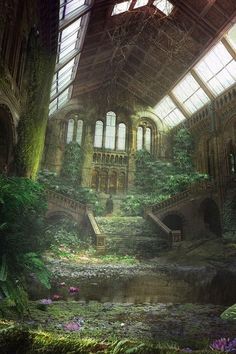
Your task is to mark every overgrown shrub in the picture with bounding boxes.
[121,129,207,216]
[0,176,50,314]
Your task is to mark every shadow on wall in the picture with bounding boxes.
[0,105,14,173]
[200,198,222,238]
[162,214,184,240]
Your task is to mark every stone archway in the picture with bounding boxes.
[162,214,184,240]
[200,198,222,238]
[0,105,15,173]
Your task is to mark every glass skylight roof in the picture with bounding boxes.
[172,73,210,114]
[112,1,132,16]
[60,0,86,21]
[153,0,173,15]
[49,1,92,116]
[134,0,149,9]
[154,95,186,127]
[194,41,236,96]
[227,24,236,50]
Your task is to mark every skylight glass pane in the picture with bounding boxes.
[134,0,149,9]
[112,1,132,15]
[61,19,81,39]
[154,95,186,127]
[153,0,173,15]
[227,24,236,50]
[172,73,210,114]
[65,0,86,18]
[195,42,236,96]
[154,95,176,119]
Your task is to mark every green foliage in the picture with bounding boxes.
[61,142,83,185]
[223,190,236,242]
[0,326,218,354]
[121,128,207,216]
[38,170,105,215]
[0,176,50,314]
[45,218,92,257]
[221,304,236,321]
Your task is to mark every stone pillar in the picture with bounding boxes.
[81,123,94,187]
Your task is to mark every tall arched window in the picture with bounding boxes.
[94,120,103,148]
[67,118,74,143]
[76,119,83,145]
[145,127,151,152]
[117,123,126,150]
[105,111,116,149]
[137,126,143,150]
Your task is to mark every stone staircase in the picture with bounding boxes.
[95,216,169,257]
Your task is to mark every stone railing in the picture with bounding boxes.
[87,212,106,252]
[93,151,128,166]
[149,179,216,214]
[147,212,182,243]
[45,189,87,215]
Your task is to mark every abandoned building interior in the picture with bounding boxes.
[0,0,236,351]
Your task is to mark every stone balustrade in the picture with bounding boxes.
[45,189,87,214]
[93,151,128,166]
[149,180,216,214]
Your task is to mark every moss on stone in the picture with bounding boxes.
[15,30,56,179]
[0,325,219,354]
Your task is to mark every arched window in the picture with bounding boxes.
[66,118,74,143]
[94,120,103,148]
[105,111,116,149]
[76,119,83,145]
[137,126,143,150]
[145,127,151,152]
[117,123,126,150]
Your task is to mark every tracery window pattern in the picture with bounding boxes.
[137,123,152,152]
[66,116,83,145]
[94,112,127,151]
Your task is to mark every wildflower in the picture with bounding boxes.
[69,286,80,294]
[210,338,236,352]
[39,298,53,305]
[181,348,192,353]
[63,321,81,331]
[52,294,61,301]
[59,282,66,287]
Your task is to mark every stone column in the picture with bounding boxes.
[81,123,94,188]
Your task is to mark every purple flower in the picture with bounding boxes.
[52,294,61,301]
[69,286,80,294]
[39,298,53,305]
[210,338,236,352]
[63,321,81,331]
[181,348,193,352]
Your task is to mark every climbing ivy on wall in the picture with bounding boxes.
[121,128,208,215]
[15,29,56,179]
[61,142,83,185]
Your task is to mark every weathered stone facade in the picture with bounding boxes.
[0,0,58,177]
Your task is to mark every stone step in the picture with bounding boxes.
[95,216,156,236]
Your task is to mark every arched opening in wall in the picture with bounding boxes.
[118,172,126,193]
[162,214,184,239]
[109,171,117,194]
[91,169,99,191]
[0,106,14,173]
[100,170,108,193]
[200,198,222,238]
